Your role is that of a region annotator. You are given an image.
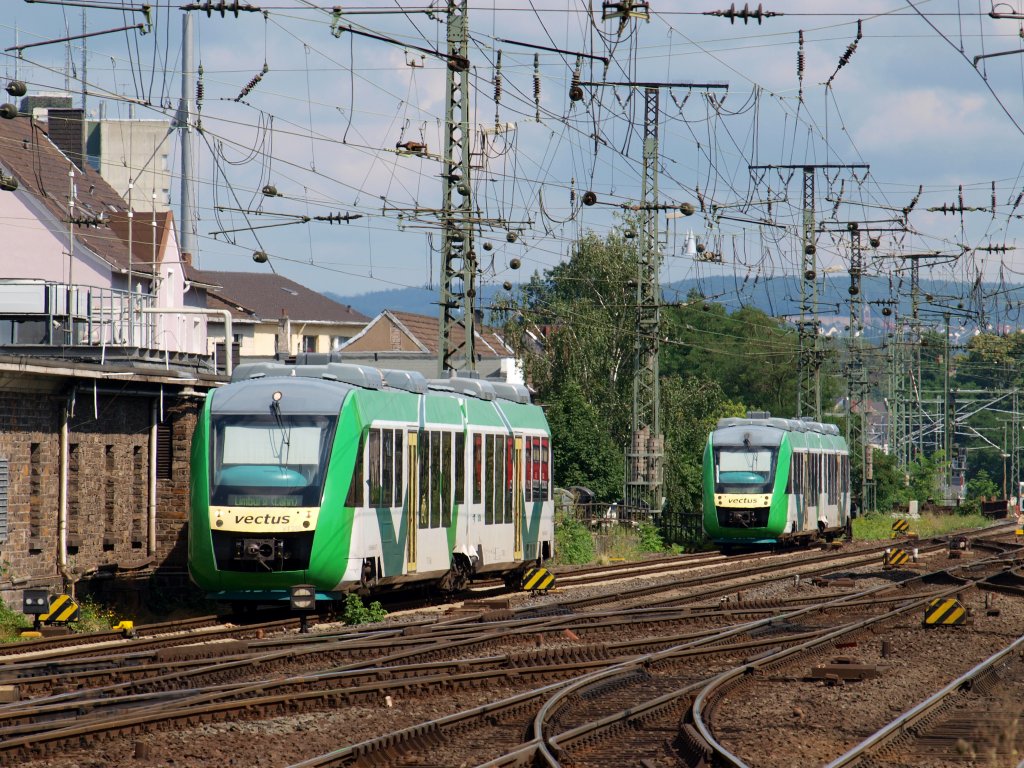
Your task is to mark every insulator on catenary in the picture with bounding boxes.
[991,180,997,215]
[533,53,541,121]
[236,63,269,102]
[797,30,805,102]
[826,18,862,87]
[569,55,584,102]
[903,184,923,219]
[196,64,205,110]
[493,50,502,128]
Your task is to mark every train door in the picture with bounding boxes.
[406,430,418,573]
[513,435,523,560]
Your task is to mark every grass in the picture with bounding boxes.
[853,512,995,541]
[0,594,129,643]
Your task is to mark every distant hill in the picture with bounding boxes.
[327,276,1017,329]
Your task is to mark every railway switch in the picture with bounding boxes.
[38,594,80,626]
[521,567,555,592]
[923,597,968,627]
[882,548,909,569]
[891,519,911,538]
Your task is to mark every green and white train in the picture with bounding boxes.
[702,412,851,546]
[188,362,554,603]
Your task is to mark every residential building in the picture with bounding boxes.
[0,108,209,362]
[196,270,370,362]
[339,310,524,383]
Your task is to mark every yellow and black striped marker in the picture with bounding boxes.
[923,597,966,626]
[891,519,910,537]
[522,567,555,592]
[39,594,79,625]
[883,548,909,569]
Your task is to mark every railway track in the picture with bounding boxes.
[5,526,1021,767]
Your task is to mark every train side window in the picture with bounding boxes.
[504,436,514,524]
[441,432,452,527]
[418,431,430,529]
[455,432,465,505]
[494,435,506,524]
[381,430,394,507]
[345,431,365,508]
[394,430,404,504]
[484,435,495,524]
[473,433,483,505]
[430,431,442,528]
[525,437,533,503]
[541,437,550,500]
[368,429,382,506]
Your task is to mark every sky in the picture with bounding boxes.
[6,1,1024,327]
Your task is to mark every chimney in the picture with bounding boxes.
[46,108,86,171]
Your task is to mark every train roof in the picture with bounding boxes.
[229,362,531,403]
[714,415,840,436]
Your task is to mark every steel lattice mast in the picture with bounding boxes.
[437,0,476,375]
[626,87,664,511]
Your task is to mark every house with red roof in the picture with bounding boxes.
[194,270,370,364]
[338,309,524,383]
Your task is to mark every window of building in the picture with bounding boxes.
[302,335,318,353]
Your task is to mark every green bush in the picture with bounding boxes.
[0,600,30,642]
[554,512,595,565]
[69,596,119,633]
[341,593,387,625]
[636,522,664,552]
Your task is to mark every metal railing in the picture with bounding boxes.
[0,280,156,349]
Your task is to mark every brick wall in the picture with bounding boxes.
[0,380,202,605]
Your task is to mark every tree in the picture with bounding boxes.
[661,293,801,417]
[498,228,639,501]
[660,376,743,540]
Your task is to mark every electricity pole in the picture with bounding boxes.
[748,163,869,420]
[627,86,664,513]
[437,0,476,375]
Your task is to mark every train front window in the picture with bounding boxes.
[210,414,337,507]
[714,447,776,493]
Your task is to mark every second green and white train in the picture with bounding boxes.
[702,412,851,546]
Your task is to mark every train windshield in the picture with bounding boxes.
[714,447,777,493]
[210,414,337,507]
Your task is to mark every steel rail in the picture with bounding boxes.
[824,633,1024,766]
[689,555,1019,767]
